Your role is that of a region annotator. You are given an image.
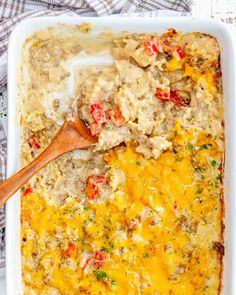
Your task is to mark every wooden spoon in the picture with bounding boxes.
[0,117,97,206]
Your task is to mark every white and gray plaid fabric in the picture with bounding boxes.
[0,0,193,85]
[0,123,6,277]
[0,0,194,276]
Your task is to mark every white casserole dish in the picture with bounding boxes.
[6,16,236,295]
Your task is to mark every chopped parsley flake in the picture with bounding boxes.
[202,144,212,149]
[108,241,114,248]
[211,160,218,167]
[186,144,195,150]
[93,271,116,286]
[101,246,109,253]
[196,188,204,194]
[216,175,221,181]
[79,237,87,246]
[136,161,142,166]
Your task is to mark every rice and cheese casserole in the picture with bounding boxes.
[19,24,224,295]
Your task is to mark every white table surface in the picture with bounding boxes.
[0,0,235,293]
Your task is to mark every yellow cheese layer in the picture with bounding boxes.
[184,63,216,95]
[21,133,223,295]
[166,58,217,95]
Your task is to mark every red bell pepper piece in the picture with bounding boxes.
[29,136,41,149]
[65,242,76,257]
[23,184,33,196]
[89,102,107,125]
[93,250,107,267]
[144,39,160,56]
[85,175,107,200]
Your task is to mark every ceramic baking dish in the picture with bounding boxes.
[5,16,236,295]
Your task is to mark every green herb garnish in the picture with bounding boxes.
[186,144,195,150]
[79,237,87,246]
[101,246,109,253]
[93,271,116,286]
[196,188,204,194]
[202,144,212,149]
[216,175,221,181]
[211,160,218,167]
[136,161,142,166]
[108,241,114,248]
[93,271,107,281]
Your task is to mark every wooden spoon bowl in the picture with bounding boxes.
[0,117,97,206]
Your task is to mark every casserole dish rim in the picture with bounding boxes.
[6,16,236,295]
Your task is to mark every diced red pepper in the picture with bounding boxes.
[175,46,185,59]
[158,40,185,60]
[23,184,33,196]
[170,90,188,107]
[29,136,41,149]
[93,250,107,267]
[155,90,170,102]
[144,38,185,59]
[109,109,126,127]
[65,242,76,257]
[92,176,107,184]
[82,249,108,271]
[155,89,187,108]
[89,102,107,136]
[89,102,107,125]
[82,257,92,271]
[86,183,100,200]
[85,175,107,200]
[144,38,160,56]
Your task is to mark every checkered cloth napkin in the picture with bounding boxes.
[0,124,6,277]
[0,0,194,277]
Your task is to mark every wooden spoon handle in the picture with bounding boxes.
[0,142,62,206]
[0,119,96,206]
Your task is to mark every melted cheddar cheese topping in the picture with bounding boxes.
[21,131,223,295]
